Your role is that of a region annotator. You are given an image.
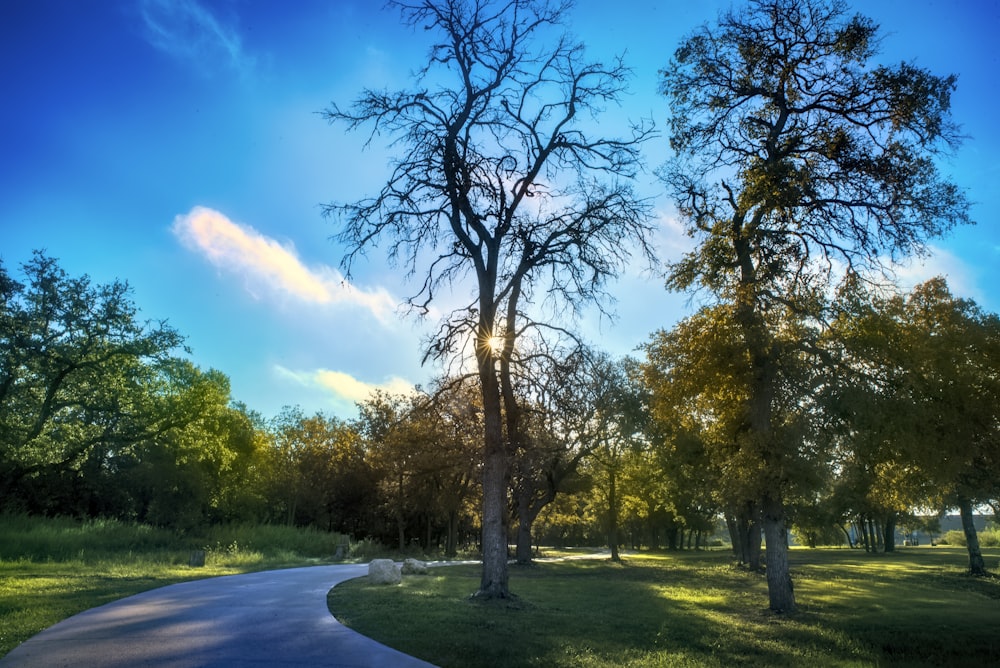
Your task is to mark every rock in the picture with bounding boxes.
[401,558,429,575]
[368,559,401,584]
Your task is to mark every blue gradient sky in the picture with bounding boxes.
[2,0,997,419]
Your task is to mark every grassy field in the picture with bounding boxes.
[328,547,1000,667]
[0,514,348,658]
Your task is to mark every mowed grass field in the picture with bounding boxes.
[328,546,1000,667]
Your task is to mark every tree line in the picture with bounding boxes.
[2,252,995,568]
[4,0,994,615]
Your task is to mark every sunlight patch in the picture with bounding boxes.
[172,206,398,321]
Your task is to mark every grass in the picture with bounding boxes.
[327,546,1000,667]
[0,514,348,658]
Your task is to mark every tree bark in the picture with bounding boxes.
[762,493,795,613]
[608,470,620,561]
[840,524,854,548]
[513,485,542,565]
[883,512,897,553]
[446,509,458,558]
[958,496,987,576]
[477,360,510,598]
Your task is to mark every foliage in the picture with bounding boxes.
[1,253,182,511]
[940,529,1000,549]
[657,0,970,611]
[827,278,1000,569]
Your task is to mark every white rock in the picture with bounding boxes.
[368,558,402,584]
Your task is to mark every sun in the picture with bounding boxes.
[479,331,506,358]
[487,334,505,355]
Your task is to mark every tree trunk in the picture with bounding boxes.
[746,505,763,569]
[667,525,679,550]
[446,509,458,558]
[477,350,511,597]
[728,503,762,568]
[762,493,796,613]
[608,469,620,561]
[958,496,987,576]
[514,494,534,565]
[883,512,897,553]
[395,472,406,551]
[726,514,740,559]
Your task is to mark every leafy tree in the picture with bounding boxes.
[509,345,594,565]
[0,253,185,514]
[659,0,970,611]
[424,377,482,556]
[356,385,481,552]
[832,279,1000,572]
[571,354,648,561]
[325,0,654,597]
[122,362,247,531]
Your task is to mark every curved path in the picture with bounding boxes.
[0,563,436,667]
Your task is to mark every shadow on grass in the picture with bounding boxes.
[329,548,1000,668]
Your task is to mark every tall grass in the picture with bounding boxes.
[0,514,350,658]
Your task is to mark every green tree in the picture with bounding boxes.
[834,279,1000,572]
[0,253,185,514]
[122,362,247,530]
[659,0,970,611]
[325,0,654,597]
[509,345,595,565]
[574,354,648,561]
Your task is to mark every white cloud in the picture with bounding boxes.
[891,244,983,303]
[171,206,398,321]
[275,365,416,405]
[138,0,255,78]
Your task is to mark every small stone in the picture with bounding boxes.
[401,558,429,575]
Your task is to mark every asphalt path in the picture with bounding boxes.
[0,563,438,667]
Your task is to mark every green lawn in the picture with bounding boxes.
[328,547,1000,667]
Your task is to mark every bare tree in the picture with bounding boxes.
[659,0,971,612]
[324,0,654,598]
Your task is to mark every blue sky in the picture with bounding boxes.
[2,0,997,420]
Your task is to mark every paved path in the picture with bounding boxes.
[0,563,437,667]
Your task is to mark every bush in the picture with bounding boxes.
[938,530,966,546]
[978,529,1000,548]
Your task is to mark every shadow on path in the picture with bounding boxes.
[0,563,438,667]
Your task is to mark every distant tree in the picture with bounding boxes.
[509,345,594,565]
[574,354,648,561]
[659,0,970,611]
[831,278,1000,572]
[325,0,654,597]
[0,252,185,514]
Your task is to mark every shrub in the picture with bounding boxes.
[939,530,966,546]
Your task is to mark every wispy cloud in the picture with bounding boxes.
[892,244,984,303]
[275,365,416,405]
[138,0,255,78]
[172,206,398,320]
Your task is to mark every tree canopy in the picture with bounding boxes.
[658,0,971,612]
